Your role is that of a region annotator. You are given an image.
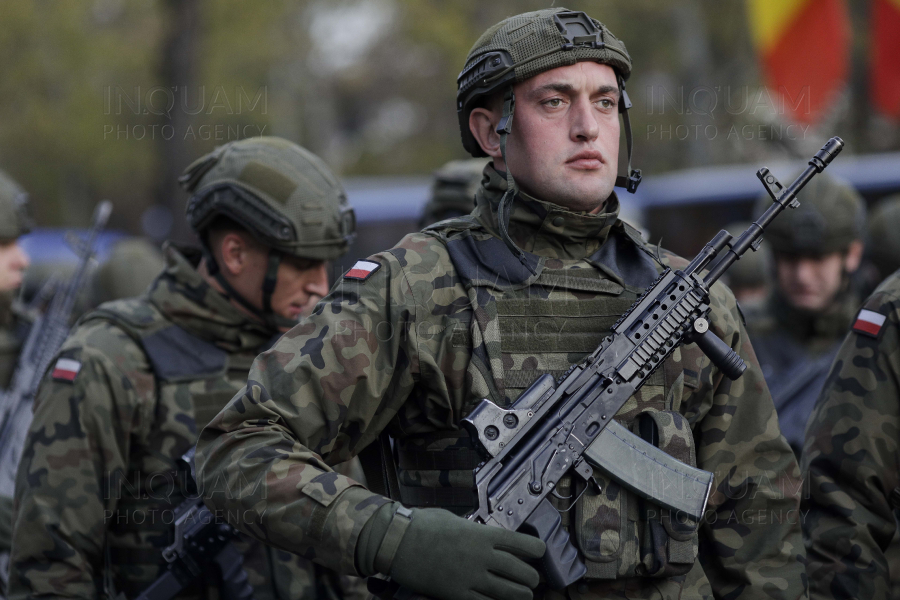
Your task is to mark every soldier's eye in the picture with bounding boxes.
[545,98,563,108]
[598,98,615,109]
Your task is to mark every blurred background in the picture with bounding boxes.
[3,0,900,278]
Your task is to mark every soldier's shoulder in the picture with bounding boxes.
[61,297,158,369]
[864,270,900,315]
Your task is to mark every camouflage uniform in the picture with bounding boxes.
[197,163,806,599]
[9,246,367,600]
[745,172,865,456]
[0,169,31,561]
[802,269,900,599]
[9,137,365,600]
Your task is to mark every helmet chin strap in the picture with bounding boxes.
[495,87,536,276]
[494,75,641,274]
[202,243,292,332]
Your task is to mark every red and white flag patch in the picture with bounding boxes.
[344,260,381,282]
[51,358,82,382]
[852,308,887,338]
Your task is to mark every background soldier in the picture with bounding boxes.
[9,137,366,600]
[864,194,900,289]
[197,9,805,600]
[745,173,865,455]
[803,269,900,599]
[0,170,30,571]
[418,157,488,228]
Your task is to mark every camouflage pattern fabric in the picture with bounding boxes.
[802,269,900,599]
[9,245,367,600]
[0,291,22,555]
[197,164,806,600]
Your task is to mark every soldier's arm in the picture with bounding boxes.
[197,248,421,576]
[9,323,152,600]
[689,284,806,600]
[802,289,900,600]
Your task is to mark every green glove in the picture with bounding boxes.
[357,502,546,600]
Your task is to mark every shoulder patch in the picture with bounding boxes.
[51,358,82,382]
[344,260,381,281]
[852,308,887,338]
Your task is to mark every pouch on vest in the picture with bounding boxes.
[574,410,699,580]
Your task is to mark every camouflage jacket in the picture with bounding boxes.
[197,166,806,600]
[746,290,859,455]
[0,291,21,554]
[802,270,900,599]
[9,246,367,600]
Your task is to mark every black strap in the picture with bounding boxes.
[614,76,642,194]
[397,486,477,509]
[358,432,402,500]
[396,446,483,471]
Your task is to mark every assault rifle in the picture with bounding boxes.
[0,200,113,499]
[125,448,254,600]
[0,200,112,596]
[458,137,846,588]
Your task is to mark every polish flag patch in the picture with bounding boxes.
[852,308,887,338]
[51,358,82,382]
[344,260,381,282]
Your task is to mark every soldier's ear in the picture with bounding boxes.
[218,232,250,276]
[845,240,864,273]
[469,107,503,160]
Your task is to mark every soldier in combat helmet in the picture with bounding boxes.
[0,169,31,575]
[744,172,865,456]
[419,158,490,228]
[197,9,805,600]
[9,137,367,600]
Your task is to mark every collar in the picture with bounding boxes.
[148,243,275,352]
[472,164,621,261]
[769,287,859,346]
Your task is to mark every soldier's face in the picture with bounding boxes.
[269,256,330,326]
[774,243,862,311]
[0,240,29,292]
[474,62,621,212]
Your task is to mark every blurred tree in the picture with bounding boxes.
[0,0,893,237]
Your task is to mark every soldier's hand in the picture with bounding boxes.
[357,502,546,600]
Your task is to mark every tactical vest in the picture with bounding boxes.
[83,300,262,599]
[395,219,703,580]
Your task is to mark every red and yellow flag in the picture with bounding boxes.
[747,0,851,124]
[871,0,900,118]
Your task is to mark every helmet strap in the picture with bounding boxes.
[496,88,537,276]
[614,76,642,194]
[200,240,280,330]
[262,250,282,315]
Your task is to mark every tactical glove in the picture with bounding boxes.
[357,502,546,600]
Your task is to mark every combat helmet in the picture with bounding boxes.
[758,171,864,256]
[867,194,900,278]
[419,158,489,228]
[456,8,638,270]
[0,170,31,242]
[180,137,355,326]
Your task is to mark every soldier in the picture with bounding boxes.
[9,137,367,600]
[864,194,900,291]
[744,172,865,456]
[90,237,166,307]
[419,157,489,228]
[0,170,30,571]
[197,9,805,600]
[802,269,900,599]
